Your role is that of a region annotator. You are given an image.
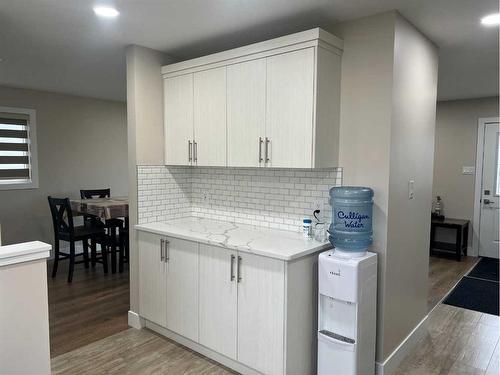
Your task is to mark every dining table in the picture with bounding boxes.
[70,196,129,273]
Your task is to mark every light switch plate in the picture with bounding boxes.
[408,179,415,200]
[462,166,475,175]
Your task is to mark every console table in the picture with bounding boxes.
[430,218,469,261]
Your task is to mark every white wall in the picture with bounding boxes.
[0,86,127,245]
[332,11,438,364]
[330,14,395,362]
[384,14,438,360]
[433,97,499,250]
[126,45,175,313]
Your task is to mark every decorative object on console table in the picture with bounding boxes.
[429,218,469,261]
[432,195,445,220]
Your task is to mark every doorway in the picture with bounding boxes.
[474,117,500,259]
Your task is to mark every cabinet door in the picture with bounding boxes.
[165,237,199,342]
[237,253,285,375]
[164,74,194,165]
[266,48,315,168]
[138,231,167,327]
[193,67,226,166]
[227,59,266,167]
[199,244,238,359]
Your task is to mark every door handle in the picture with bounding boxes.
[193,141,198,163]
[230,254,235,281]
[165,240,170,262]
[188,140,192,162]
[160,239,165,262]
[258,137,263,163]
[237,256,242,283]
[265,137,270,163]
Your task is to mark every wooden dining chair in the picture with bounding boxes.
[80,188,124,273]
[48,197,107,283]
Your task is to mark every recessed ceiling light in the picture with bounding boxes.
[481,13,500,26]
[93,6,119,18]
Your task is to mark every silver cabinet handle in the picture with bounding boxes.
[237,256,242,283]
[230,254,235,281]
[165,240,170,262]
[188,140,192,162]
[160,239,165,262]
[258,137,263,163]
[193,141,198,162]
[265,137,270,163]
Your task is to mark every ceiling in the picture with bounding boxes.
[0,0,498,102]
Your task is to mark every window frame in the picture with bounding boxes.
[0,106,39,190]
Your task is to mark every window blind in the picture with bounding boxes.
[0,115,31,182]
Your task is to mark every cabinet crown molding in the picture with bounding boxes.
[161,27,343,77]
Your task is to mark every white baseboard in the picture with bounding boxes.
[375,314,429,375]
[128,310,145,329]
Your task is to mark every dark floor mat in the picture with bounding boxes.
[443,277,499,316]
[468,257,499,282]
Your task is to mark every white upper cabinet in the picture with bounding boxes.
[193,67,227,166]
[164,74,194,165]
[265,48,315,168]
[227,58,266,167]
[162,28,343,168]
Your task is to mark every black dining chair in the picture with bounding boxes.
[48,196,107,283]
[80,188,125,273]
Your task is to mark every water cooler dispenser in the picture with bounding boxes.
[318,186,377,374]
[318,251,377,374]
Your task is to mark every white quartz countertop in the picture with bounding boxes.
[136,217,331,261]
[0,241,51,267]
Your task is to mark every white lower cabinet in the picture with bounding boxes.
[138,231,315,375]
[237,253,285,375]
[138,231,167,327]
[199,244,238,359]
[165,237,199,342]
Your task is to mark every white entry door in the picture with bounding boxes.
[478,120,500,258]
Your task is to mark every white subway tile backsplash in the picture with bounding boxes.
[137,166,342,231]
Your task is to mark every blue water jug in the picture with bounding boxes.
[329,186,374,255]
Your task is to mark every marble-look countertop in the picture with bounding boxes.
[136,217,331,261]
[0,241,51,267]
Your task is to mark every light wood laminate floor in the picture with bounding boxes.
[48,260,130,357]
[396,304,499,374]
[427,255,479,311]
[51,328,236,375]
[51,255,494,374]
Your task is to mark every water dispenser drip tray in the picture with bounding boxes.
[319,330,355,344]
